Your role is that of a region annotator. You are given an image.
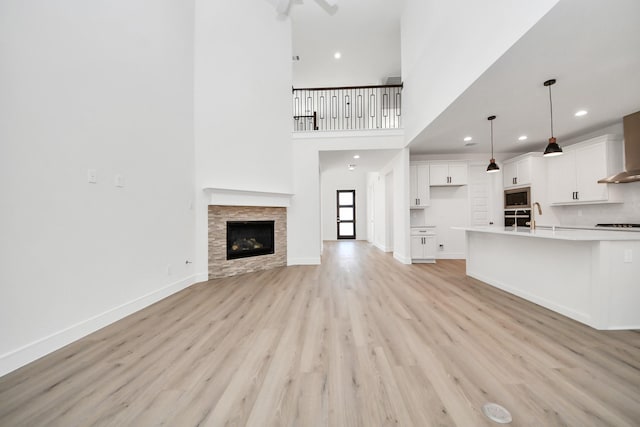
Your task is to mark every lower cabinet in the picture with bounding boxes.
[411,228,436,263]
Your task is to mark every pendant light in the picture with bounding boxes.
[543,79,563,156]
[486,115,500,173]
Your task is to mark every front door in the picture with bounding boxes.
[336,190,356,239]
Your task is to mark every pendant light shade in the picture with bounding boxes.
[487,115,500,173]
[543,79,563,157]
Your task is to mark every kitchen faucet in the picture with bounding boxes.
[528,202,542,230]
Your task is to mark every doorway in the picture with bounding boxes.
[336,190,356,239]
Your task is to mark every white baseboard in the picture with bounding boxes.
[287,257,321,266]
[436,252,465,259]
[0,274,200,377]
[195,272,209,283]
[394,253,412,264]
[373,242,392,252]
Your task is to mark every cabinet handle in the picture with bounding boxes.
[575,191,579,200]
[418,198,420,205]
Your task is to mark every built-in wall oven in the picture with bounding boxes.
[504,187,531,227]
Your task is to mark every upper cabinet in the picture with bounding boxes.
[410,163,430,208]
[547,135,623,205]
[503,157,533,188]
[429,162,468,186]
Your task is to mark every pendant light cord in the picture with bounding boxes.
[490,119,494,156]
[548,84,554,138]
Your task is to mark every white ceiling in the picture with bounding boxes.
[319,149,400,173]
[409,0,640,155]
[290,0,401,87]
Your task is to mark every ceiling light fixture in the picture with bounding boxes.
[543,79,563,157]
[334,51,341,59]
[463,136,473,142]
[348,164,356,170]
[353,154,360,159]
[518,135,528,141]
[486,115,500,173]
[575,110,588,117]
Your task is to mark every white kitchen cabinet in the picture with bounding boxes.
[547,135,623,205]
[429,162,468,186]
[503,157,533,188]
[409,163,430,207]
[411,228,436,262]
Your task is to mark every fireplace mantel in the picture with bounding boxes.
[203,187,293,207]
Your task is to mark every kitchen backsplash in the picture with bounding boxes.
[550,182,640,226]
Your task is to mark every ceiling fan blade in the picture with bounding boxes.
[314,0,338,15]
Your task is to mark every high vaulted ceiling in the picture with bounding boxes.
[290,0,401,88]
[290,0,640,167]
[408,0,640,155]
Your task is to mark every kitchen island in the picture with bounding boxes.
[455,226,640,330]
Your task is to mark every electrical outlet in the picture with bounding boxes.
[624,249,632,263]
[87,169,97,183]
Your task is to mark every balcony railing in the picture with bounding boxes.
[292,84,402,131]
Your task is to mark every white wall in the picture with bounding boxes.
[0,0,196,375]
[401,0,559,143]
[374,148,412,263]
[368,172,387,250]
[193,0,293,277]
[290,131,405,264]
[320,169,367,241]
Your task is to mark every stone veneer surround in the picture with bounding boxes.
[208,205,286,279]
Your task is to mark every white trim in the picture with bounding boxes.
[203,187,294,207]
[292,129,404,140]
[287,257,321,265]
[0,275,200,377]
[195,272,209,283]
[394,253,412,264]
[436,252,466,259]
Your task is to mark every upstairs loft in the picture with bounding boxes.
[293,84,402,132]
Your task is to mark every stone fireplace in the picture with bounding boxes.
[208,205,286,279]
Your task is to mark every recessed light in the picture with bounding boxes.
[353,154,360,159]
[348,164,356,170]
[518,135,528,141]
[334,51,341,59]
[463,136,472,142]
[575,110,588,117]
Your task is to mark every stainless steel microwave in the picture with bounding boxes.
[504,187,531,209]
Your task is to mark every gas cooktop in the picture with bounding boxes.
[595,224,640,228]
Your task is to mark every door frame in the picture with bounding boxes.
[336,189,356,239]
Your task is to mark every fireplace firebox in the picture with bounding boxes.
[226,220,275,260]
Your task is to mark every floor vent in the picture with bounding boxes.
[482,402,512,424]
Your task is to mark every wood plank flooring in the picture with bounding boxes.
[1,241,639,426]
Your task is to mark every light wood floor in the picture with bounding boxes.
[1,241,639,426]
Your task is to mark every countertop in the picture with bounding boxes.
[453,225,640,241]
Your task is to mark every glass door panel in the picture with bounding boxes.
[336,190,356,239]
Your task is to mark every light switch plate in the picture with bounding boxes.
[624,249,632,263]
[88,169,97,184]
[115,174,124,188]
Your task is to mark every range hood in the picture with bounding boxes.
[598,110,640,183]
